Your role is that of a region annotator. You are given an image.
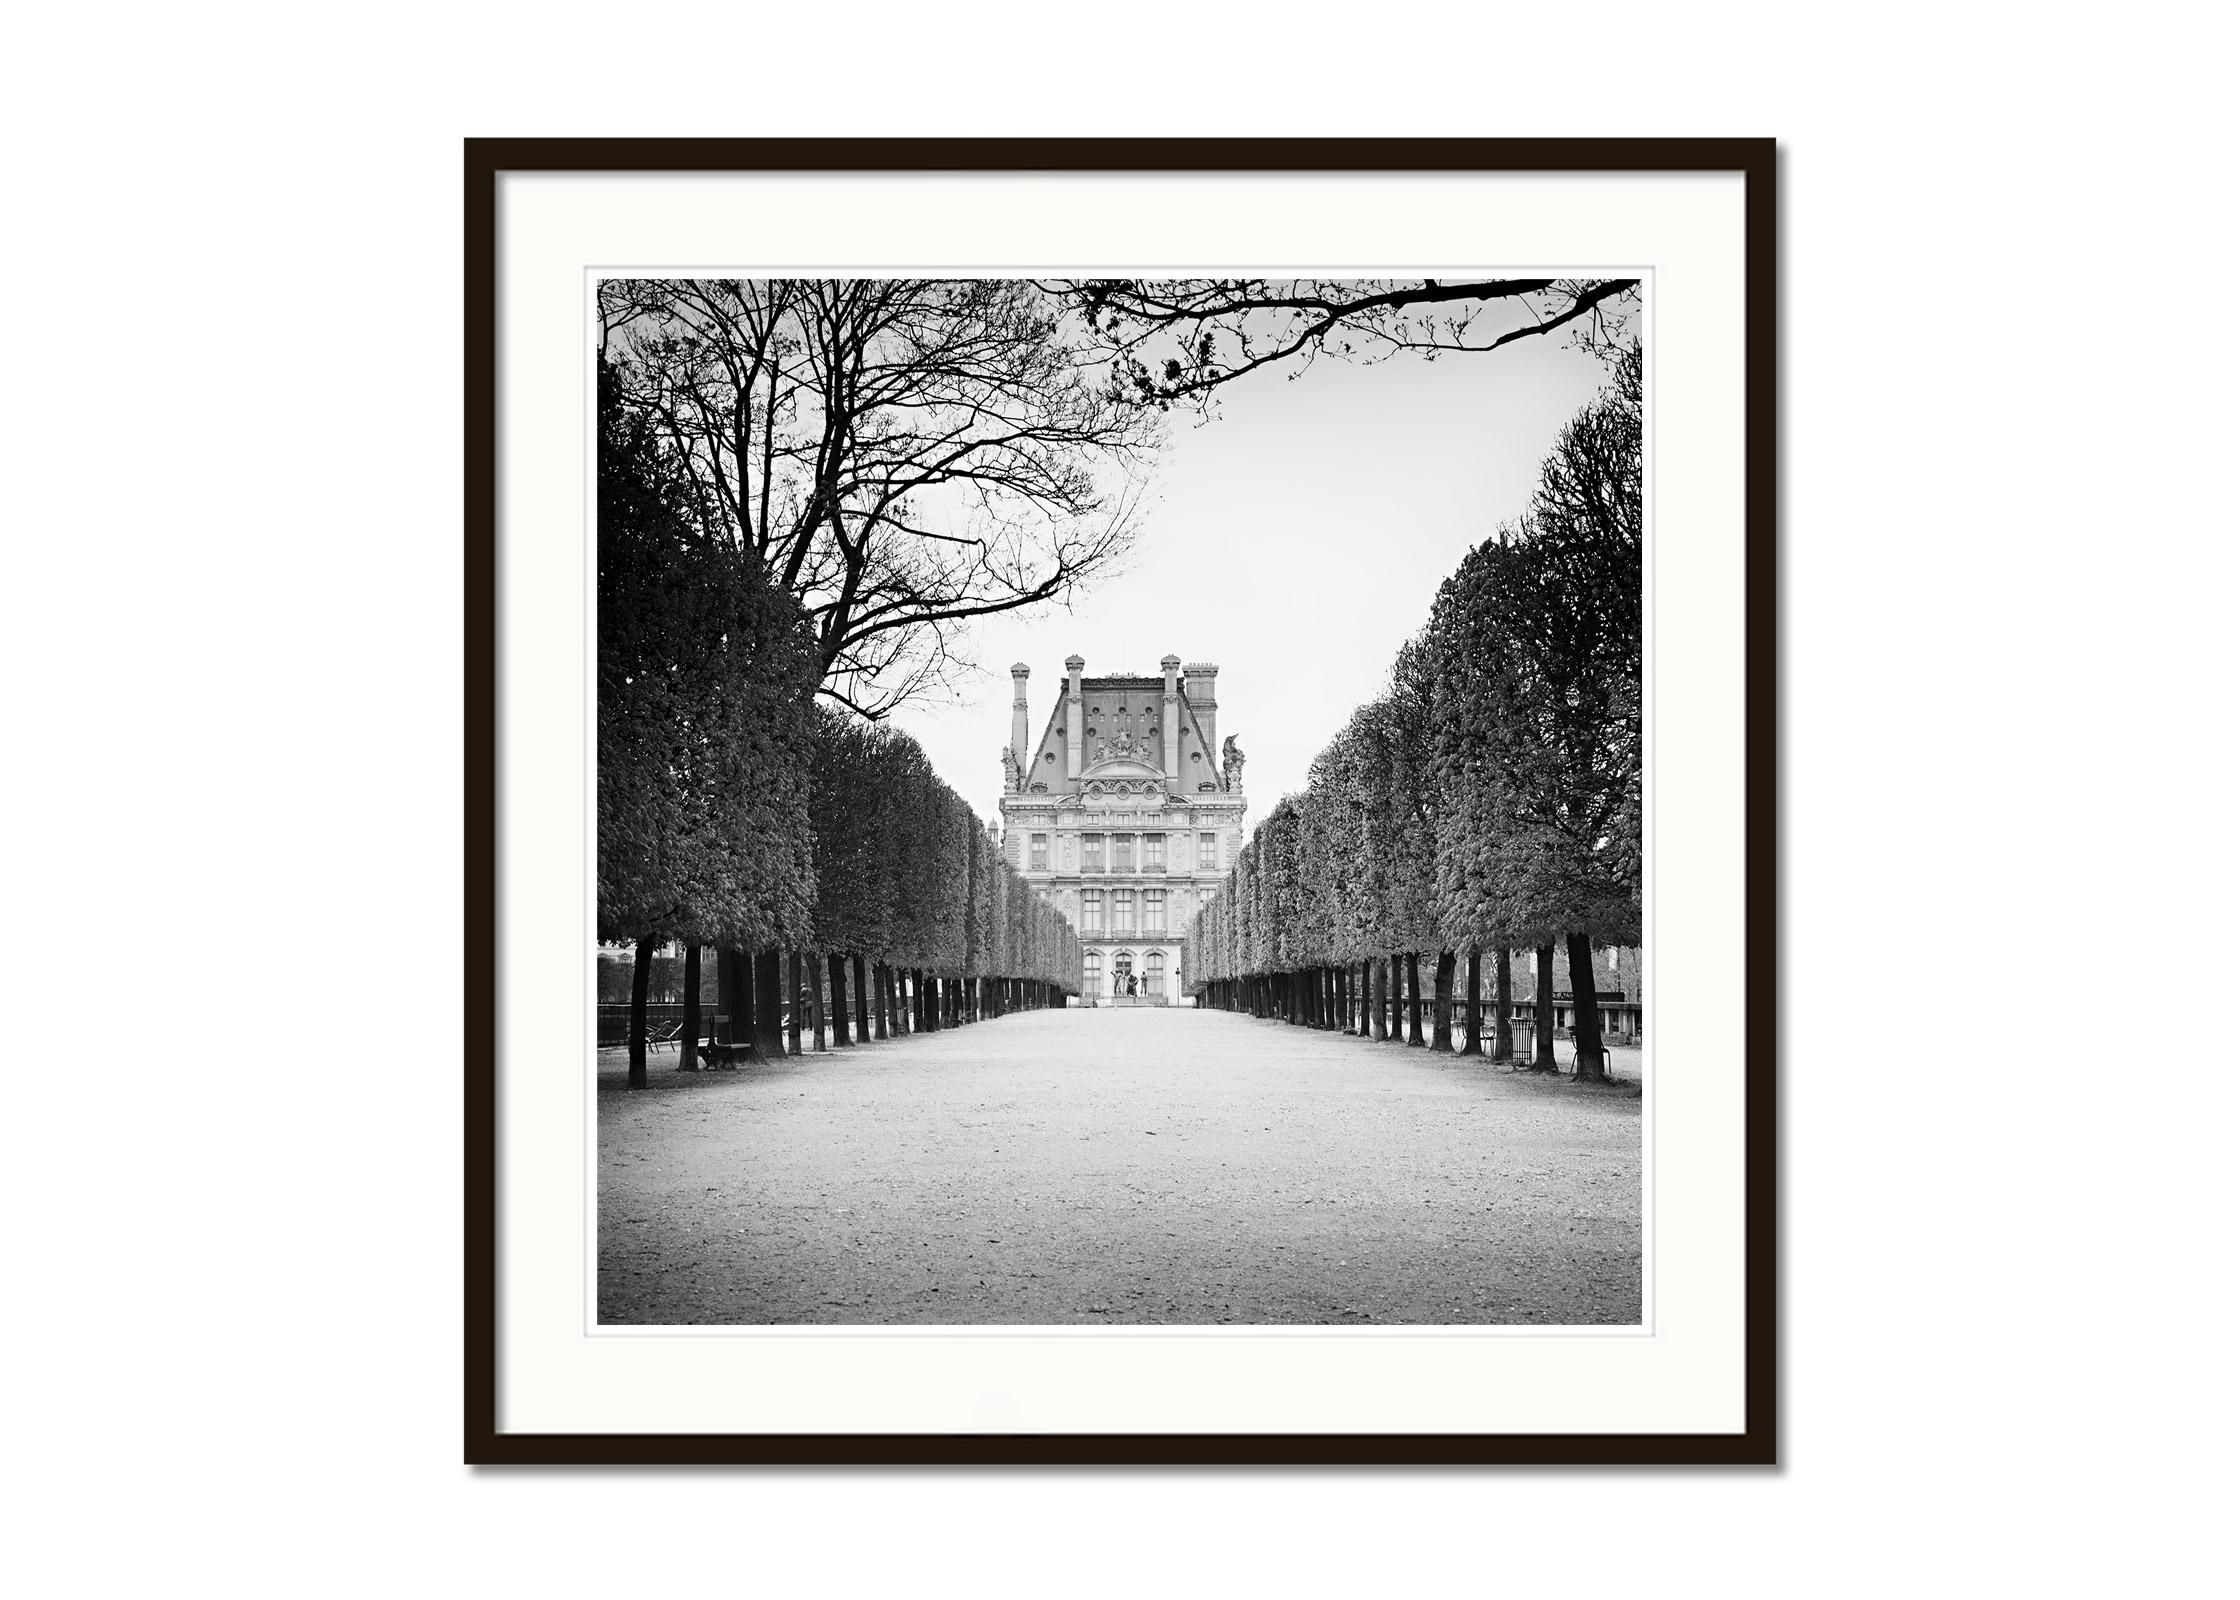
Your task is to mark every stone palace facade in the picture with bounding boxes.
[997,654,1246,1004]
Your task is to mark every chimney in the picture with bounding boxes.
[1183,662,1218,762]
[1064,655,1085,779]
[1160,654,1181,784]
[1009,663,1031,787]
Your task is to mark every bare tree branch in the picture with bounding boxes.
[602,278,1162,719]
[1044,278,1641,409]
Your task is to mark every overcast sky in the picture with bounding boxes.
[887,329,1618,842]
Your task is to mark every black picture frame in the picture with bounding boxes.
[467,137,1776,1467]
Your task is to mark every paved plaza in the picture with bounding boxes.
[597,1007,1641,1325]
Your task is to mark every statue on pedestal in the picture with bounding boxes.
[1221,735,1246,789]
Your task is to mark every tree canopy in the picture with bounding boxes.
[600,278,1162,718]
[1187,342,1644,990]
[596,359,820,953]
[801,704,1077,989]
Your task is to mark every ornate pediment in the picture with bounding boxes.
[1084,725,1161,776]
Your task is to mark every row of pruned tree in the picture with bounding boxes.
[1185,345,1642,1082]
[597,359,1079,1090]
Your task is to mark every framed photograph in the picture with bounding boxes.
[469,138,1774,1464]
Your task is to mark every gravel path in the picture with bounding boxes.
[597,1007,1641,1325]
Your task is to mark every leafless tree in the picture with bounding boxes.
[601,279,1161,718]
[1048,279,1639,410]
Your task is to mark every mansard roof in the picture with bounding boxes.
[1010,657,1232,799]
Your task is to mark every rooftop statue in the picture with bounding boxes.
[1221,734,1246,788]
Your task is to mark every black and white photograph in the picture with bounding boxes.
[592,274,1647,1329]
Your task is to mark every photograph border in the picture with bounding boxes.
[467,136,1776,1466]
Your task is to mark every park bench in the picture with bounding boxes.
[696,1016,757,1069]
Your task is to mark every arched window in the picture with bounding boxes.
[1143,951,1167,999]
[1082,949,1103,997]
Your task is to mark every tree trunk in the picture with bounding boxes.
[1533,944,1557,1071]
[810,955,828,1051]
[679,943,702,1071]
[753,948,785,1057]
[739,945,766,1048]
[627,934,654,1090]
[1461,946,1481,1058]
[1432,950,1455,1052]
[1405,952,1425,1047]
[786,951,805,1056]
[827,953,851,1047]
[855,954,872,1041]
[1567,932,1611,1083]
[713,947,734,1043]
[1493,946,1514,1062]
[1370,958,1386,1040]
